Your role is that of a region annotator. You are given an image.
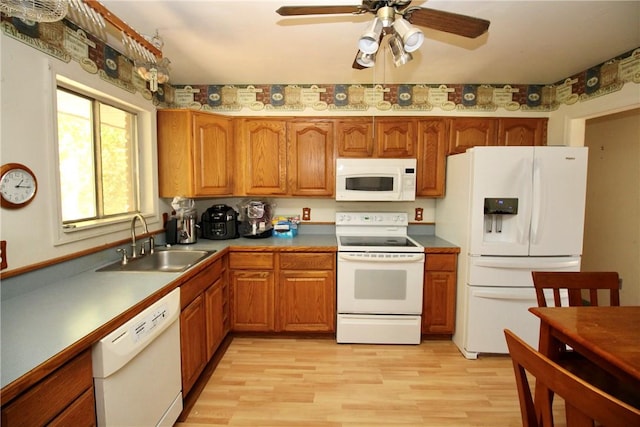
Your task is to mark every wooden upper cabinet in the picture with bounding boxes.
[335,118,374,157]
[193,113,234,195]
[447,117,497,155]
[157,110,233,197]
[236,118,288,195]
[335,118,415,158]
[416,119,447,197]
[287,120,335,196]
[497,118,548,146]
[375,118,416,157]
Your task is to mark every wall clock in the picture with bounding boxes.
[0,163,38,209]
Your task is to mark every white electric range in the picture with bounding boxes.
[335,212,425,344]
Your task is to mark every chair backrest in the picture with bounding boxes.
[504,329,640,427]
[531,271,620,307]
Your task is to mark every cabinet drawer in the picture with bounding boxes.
[280,253,335,270]
[229,252,274,269]
[2,350,93,427]
[181,259,221,308]
[425,254,457,271]
[48,387,96,427]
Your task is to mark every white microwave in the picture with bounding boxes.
[335,158,417,201]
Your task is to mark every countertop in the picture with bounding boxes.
[1,233,457,391]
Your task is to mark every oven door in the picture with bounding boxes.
[337,252,425,314]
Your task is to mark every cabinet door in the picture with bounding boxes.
[287,121,335,196]
[157,110,194,197]
[180,294,207,395]
[375,119,416,157]
[237,119,287,195]
[448,118,497,155]
[335,118,374,157]
[416,119,447,197]
[193,113,234,195]
[422,254,457,334]
[205,278,225,360]
[423,271,456,334]
[497,118,547,147]
[230,270,275,331]
[278,270,336,332]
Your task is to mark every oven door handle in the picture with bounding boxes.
[338,253,425,262]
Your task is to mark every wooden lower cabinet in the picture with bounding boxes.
[1,350,95,427]
[230,251,336,333]
[230,270,276,331]
[422,253,458,335]
[278,253,336,332]
[205,277,225,360]
[229,252,276,331]
[180,294,207,395]
[179,258,226,396]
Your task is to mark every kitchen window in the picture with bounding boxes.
[56,85,141,231]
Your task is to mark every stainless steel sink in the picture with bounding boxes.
[97,249,216,272]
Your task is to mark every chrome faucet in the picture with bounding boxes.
[130,214,154,258]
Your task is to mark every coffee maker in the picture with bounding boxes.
[201,204,239,240]
[238,200,274,238]
[165,197,198,245]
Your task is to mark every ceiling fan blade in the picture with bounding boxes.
[276,5,363,16]
[404,7,490,38]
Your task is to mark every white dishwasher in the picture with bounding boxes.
[92,287,182,427]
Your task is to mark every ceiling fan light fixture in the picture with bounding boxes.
[355,50,376,68]
[393,17,424,52]
[388,33,413,67]
[358,17,383,54]
[376,6,395,28]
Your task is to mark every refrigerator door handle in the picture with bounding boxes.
[473,290,537,302]
[519,156,533,247]
[473,258,581,269]
[530,158,544,245]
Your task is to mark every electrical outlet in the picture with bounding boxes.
[1,240,7,270]
[302,207,311,221]
[414,208,424,222]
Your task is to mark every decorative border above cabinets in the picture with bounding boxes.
[2,14,638,113]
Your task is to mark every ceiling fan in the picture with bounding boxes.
[276,0,490,69]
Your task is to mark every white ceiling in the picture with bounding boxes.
[99,0,640,86]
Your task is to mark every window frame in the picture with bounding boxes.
[52,74,159,246]
[56,86,141,226]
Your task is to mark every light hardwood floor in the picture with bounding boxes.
[176,337,565,427]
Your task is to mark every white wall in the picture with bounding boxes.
[1,36,162,271]
[547,84,640,146]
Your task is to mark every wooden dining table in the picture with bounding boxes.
[529,306,640,385]
[529,305,640,420]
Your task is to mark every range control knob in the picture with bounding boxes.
[337,214,351,223]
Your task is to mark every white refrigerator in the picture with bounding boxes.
[436,146,588,359]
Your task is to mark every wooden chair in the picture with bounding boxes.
[531,271,620,307]
[504,329,640,427]
[530,270,638,409]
